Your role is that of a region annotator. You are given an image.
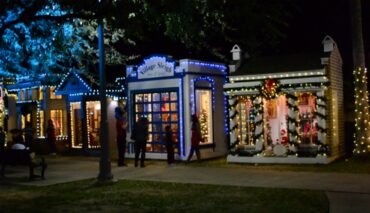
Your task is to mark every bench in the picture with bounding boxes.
[0,149,47,180]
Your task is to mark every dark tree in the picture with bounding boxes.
[350,0,370,154]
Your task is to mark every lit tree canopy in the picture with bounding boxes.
[0,0,297,78]
[0,0,132,78]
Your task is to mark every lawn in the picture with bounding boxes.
[183,155,370,174]
[0,179,328,213]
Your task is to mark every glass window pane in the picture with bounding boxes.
[136,104,143,113]
[171,113,178,121]
[135,114,140,122]
[170,103,178,111]
[152,124,161,132]
[161,93,169,101]
[170,92,177,101]
[153,113,161,122]
[144,94,151,102]
[147,114,152,122]
[143,103,151,112]
[133,91,179,153]
[135,94,143,103]
[148,123,152,132]
[171,124,178,132]
[148,134,152,142]
[162,113,170,122]
[161,103,170,112]
[153,134,161,142]
[153,93,160,102]
[196,89,213,144]
[153,103,161,112]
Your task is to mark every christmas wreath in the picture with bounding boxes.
[260,79,281,100]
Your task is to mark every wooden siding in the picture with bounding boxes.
[326,47,345,158]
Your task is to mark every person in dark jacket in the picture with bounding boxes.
[187,114,202,162]
[23,121,34,151]
[115,100,128,167]
[165,125,175,165]
[131,117,149,167]
[46,119,56,155]
[0,127,5,165]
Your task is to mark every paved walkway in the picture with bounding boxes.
[2,156,370,213]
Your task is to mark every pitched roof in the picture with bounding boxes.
[56,65,126,97]
[231,52,330,76]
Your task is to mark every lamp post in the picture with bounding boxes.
[97,0,113,182]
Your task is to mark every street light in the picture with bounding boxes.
[97,0,113,182]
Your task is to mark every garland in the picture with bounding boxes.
[229,138,240,150]
[230,110,238,120]
[285,93,298,101]
[286,94,299,142]
[314,111,327,119]
[253,98,264,140]
[259,79,281,100]
[225,82,330,93]
[316,125,327,133]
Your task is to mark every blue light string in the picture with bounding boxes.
[190,77,215,114]
[179,78,185,157]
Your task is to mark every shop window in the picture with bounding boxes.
[38,88,43,100]
[39,110,44,137]
[20,90,25,101]
[50,110,64,136]
[297,93,318,144]
[21,114,31,129]
[50,87,62,99]
[133,91,179,153]
[195,89,213,144]
[86,101,101,148]
[71,102,82,148]
[264,95,288,146]
[235,97,255,145]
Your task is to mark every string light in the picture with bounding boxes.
[190,77,215,114]
[225,73,330,157]
[178,78,185,157]
[353,67,370,154]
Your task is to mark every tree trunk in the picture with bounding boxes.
[350,0,366,68]
[350,0,370,154]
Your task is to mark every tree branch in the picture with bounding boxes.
[0,13,97,37]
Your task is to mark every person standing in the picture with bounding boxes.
[115,100,128,167]
[187,114,202,162]
[46,119,56,155]
[23,121,34,151]
[131,117,149,168]
[165,125,175,165]
[0,127,6,166]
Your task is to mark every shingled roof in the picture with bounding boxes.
[231,52,330,76]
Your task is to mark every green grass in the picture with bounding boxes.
[0,179,328,213]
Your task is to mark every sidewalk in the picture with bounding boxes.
[2,156,370,213]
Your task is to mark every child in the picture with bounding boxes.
[165,125,175,165]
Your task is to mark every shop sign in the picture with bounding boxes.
[138,57,174,79]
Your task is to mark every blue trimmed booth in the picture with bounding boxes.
[6,75,68,153]
[126,55,228,161]
[55,66,126,154]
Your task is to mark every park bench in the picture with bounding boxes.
[0,149,47,180]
